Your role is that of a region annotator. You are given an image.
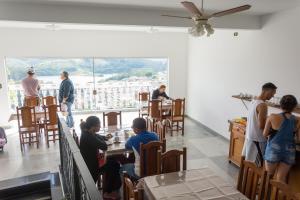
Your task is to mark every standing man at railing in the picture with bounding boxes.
[21,67,40,105]
[59,71,75,128]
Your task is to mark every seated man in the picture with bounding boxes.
[122,118,159,179]
[152,85,170,100]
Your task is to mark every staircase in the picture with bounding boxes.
[0,171,63,200]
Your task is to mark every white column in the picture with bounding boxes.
[0,57,10,125]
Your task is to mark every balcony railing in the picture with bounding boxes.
[58,113,102,200]
[9,84,159,112]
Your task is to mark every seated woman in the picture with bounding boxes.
[263,95,300,182]
[80,116,110,182]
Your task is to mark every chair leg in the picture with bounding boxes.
[19,134,23,151]
[37,132,39,148]
[182,121,185,136]
[169,121,173,136]
[45,130,48,148]
[53,130,56,143]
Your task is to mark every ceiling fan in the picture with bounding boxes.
[162,1,251,37]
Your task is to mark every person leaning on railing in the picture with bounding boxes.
[79,116,112,182]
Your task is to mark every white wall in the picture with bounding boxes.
[186,6,300,139]
[0,28,188,124]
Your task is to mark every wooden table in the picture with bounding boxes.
[99,126,134,156]
[140,168,248,200]
[138,100,172,111]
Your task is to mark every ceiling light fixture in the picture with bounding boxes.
[188,21,214,37]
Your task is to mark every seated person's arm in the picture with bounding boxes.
[125,138,133,150]
[263,116,272,138]
[163,92,170,100]
[95,134,107,140]
[93,134,108,151]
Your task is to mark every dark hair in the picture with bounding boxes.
[62,71,69,79]
[159,85,166,89]
[80,116,100,131]
[132,118,146,130]
[262,82,277,90]
[100,158,122,193]
[280,95,298,113]
[27,71,35,75]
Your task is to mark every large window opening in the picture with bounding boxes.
[5,57,169,112]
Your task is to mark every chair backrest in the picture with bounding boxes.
[103,111,122,127]
[24,97,39,107]
[139,92,150,102]
[266,180,297,200]
[171,98,185,117]
[16,106,36,128]
[147,117,154,132]
[42,96,57,106]
[237,156,266,200]
[148,100,162,120]
[123,172,139,200]
[155,121,166,142]
[157,147,187,174]
[44,105,59,125]
[140,139,166,177]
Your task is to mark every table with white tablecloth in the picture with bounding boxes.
[140,167,248,200]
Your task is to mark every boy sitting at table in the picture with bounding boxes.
[122,118,159,179]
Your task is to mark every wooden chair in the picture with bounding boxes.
[138,92,150,118]
[17,106,39,151]
[123,172,141,200]
[155,121,166,142]
[43,105,60,147]
[103,111,122,128]
[270,180,298,200]
[166,98,185,136]
[24,97,39,107]
[237,156,266,200]
[147,100,163,132]
[42,96,57,106]
[157,147,187,174]
[140,139,166,177]
[146,117,154,132]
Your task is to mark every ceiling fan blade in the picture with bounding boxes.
[181,1,203,16]
[161,14,192,19]
[210,5,251,18]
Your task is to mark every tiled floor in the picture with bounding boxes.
[0,112,239,186]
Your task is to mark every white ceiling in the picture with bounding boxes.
[5,0,300,15]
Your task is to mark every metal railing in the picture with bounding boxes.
[58,113,102,200]
[9,84,160,112]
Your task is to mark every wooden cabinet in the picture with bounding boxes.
[228,121,246,167]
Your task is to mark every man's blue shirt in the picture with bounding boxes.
[125,130,159,154]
